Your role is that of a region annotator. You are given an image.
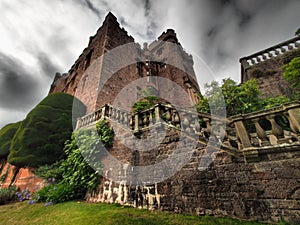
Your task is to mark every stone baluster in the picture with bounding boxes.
[101,106,106,120]
[252,118,268,145]
[288,44,293,50]
[166,109,171,124]
[148,109,153,125]
[203,118,211,135]
[154,105,161,123]
[139,113,143,129]
[76,118,82,130]
[256,57,261,63]
[185,115,192,133]
[295,42,300,48]
[129,115,133,130]
[119,111,124,124]
[111,108,116,120]
[267,115,284,138]
[134,114,139,132]
[251,58,256,65]
[174,111,180,128]
[143,112,148,128]
[281,47,286,53]
[262,54,267,60]
[234,119,252,149]
[268,52,273,58]
[283,112,299,133]
[124,113,128,126]
[288,107,300,133]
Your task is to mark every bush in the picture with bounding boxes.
[34,120,113,203]
[0,186,17,205]
[8,93,86,168]
[35,183,75,204]
[0,122,21,160]
[33,160,64,183]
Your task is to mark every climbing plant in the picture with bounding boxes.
[35,120,114,203]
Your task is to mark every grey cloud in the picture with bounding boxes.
[37,52,60,79]
[0,52,40,111]
[84,0,102,18]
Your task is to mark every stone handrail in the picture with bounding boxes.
[75,104,130,129]
[228,101,300,149]
[240,36,300,68]
[76,101,300,161]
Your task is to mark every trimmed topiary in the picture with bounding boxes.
[0,122,21,160]
[8,93,86,168]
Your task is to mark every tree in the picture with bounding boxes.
[196,78,262,116]
[295,28,300,36]
[196,78,291,116]
[282,57,300,89]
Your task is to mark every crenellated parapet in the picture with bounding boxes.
[240,36,300,75]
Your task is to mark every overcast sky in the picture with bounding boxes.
[0,0,299,129]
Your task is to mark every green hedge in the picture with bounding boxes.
[8,93,86,168]
[0,122,21,160]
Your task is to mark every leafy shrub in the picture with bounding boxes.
[282,57,300,89]
[132,96,162,112]
[33,160,64,183]
[96,120,114,147]
[34,120,113,203]
[8,93,86,168]
[0,122,21,160]
[35,183,75,204]
[0,186,17,205]
[197,78,293,116]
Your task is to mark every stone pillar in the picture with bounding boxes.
[234,120,252,149]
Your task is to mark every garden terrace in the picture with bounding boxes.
[76,101,300,162]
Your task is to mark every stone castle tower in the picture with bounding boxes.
[49,12,200,113]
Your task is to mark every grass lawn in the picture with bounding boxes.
[0,201,285,225]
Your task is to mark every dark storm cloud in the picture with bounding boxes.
[37,52,59,79]
[0,53,39,110]
[83,0,102,18]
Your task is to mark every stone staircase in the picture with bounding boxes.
[76,101,300,162]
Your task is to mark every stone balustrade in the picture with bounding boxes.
[76,101,300,161]
[240,36,300,69]
[76,104,130,129]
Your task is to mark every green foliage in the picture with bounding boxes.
[262,96,291,109]
[60,129,102,196]
[95,120,114,148]
[132,96,161,112]
[197,78,293,116]
[0,186,17,205]
[35,183,75,204]
[132,87,162,112]
[283,57,300,89]
[33,160,64,183]
[8,93,86,168]
[295,28,300,36]
[197,78,262,116]
[35,120,113,203]
[0,122,21,160]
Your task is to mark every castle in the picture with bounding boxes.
[1,12,300,223]
[49,12,200,114]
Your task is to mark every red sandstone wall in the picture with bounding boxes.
[0,162,43,193]
[49,13,200,114]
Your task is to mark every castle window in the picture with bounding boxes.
[85,49,94,70]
